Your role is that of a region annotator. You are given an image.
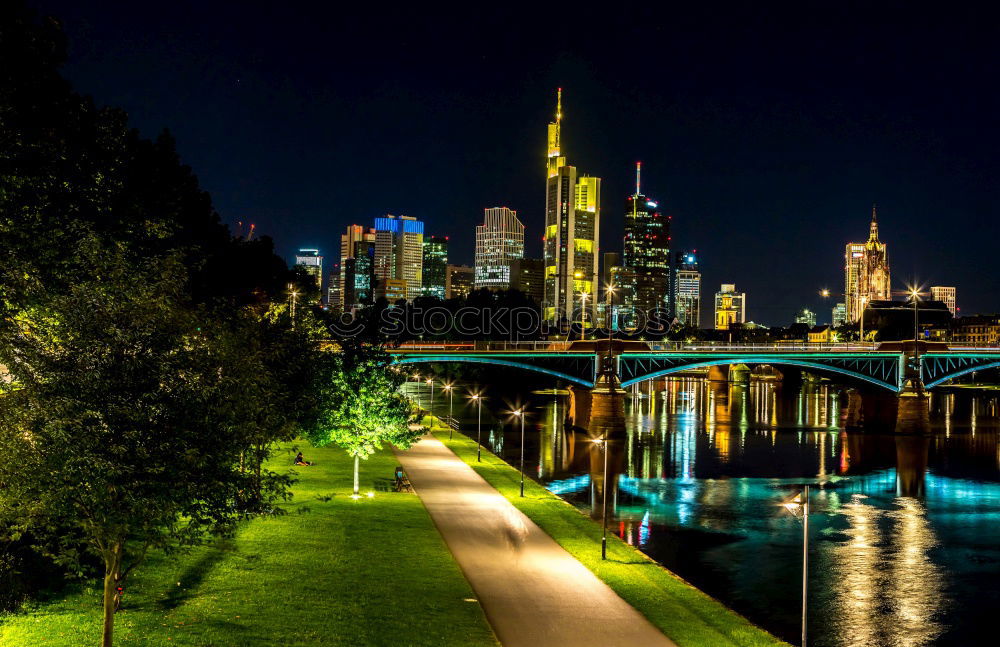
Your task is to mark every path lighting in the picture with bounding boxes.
[470,393,483,462]
[443,383,454,439]
[592,436,610,560]
[425,378,434,416]
[780,485,810,647]
[512,408,526,497]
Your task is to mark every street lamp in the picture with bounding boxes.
[470,393,483,461]
[592,436,610,560]
[443,383,454,439]
[580,291,590,330]
[288,283,299,330]
[425,378,434,416]
[781,486,811,647]
[512,408,526,497]
[908,286,923,388]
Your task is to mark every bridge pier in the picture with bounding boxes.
[586,385,627,520]
[707,364,730,382]
[729,364,751,385]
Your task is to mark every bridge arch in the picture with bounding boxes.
[394,355,595,388]
[923,360,1000,390]
[619,357,901,392]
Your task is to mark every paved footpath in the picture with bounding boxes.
[394,434,676,647]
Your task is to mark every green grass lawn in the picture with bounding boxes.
[430,423,789,647]
[0,441,497,647]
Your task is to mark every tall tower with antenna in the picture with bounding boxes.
[622,162,670,315]
[542,89,601,328]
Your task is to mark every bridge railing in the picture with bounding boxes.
[391,340,999,353]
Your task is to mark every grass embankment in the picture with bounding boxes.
[0,441,497,647]
[431,426,789,647]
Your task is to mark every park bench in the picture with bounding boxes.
[394,466,413,493]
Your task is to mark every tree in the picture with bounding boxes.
[0,243,264,647]
[305,339,422,495]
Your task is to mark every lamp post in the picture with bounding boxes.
[426,378,434,416]
[593,436,610,559]
[288,283,299,330]
[909,287,922,389]
[782,485,810,647]
[471,393,483,462]
[513,408,526,497]
[580,291,590,332]
[444,383,454,439]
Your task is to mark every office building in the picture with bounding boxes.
[445,264,474,299]
[374,215,424,301]
[714,284,746,330]
[294,249,323,292]
[845,206,891,322]
[795,308,817,327]
[510,258,544,304]
[673,251,701,328]
[542,89,601,327]
[931,286,956,315]
[327,267,340,309]
[422,236,448,299]
[337,225,376,309]
[343,240,376,309]
[623,162,670,314]
[474,207,524,290]
[832,302,847,327]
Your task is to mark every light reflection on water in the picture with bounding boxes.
[456,378,1000,647]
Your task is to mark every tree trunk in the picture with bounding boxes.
[353,455,359,495]
[101,542,123,647]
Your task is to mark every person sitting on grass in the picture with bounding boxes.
[294,451,312,466]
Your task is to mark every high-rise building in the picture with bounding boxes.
[294,249,323,293]
[623,162,670,314]
[673,251,701,328]
[510,258,544,304]
[714,284,746,330]
[421,236,448,299]
[542,89,601,327]
[931,286,956,315]
[374,215,424,302]
[327,267,340,309]
[474,207,524,290]
[795,308,817,327]
[338,225,376,309]
[445,264,474,299]
[845,206,891,322]
[832,302,847,327]
[343,240,376,309]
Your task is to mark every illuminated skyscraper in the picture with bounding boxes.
[337,225,376,309]
[714,283,746,330]
[294,248,323,293]
[844,206,891,321]
[673,251,701,328]
[930,286,956,315]
[374,215,424,301]
[832,302,847,327]
[542,89,601,327]
[474,207,524,290]
[623,162,670,314]
[343,241,375,309]
[510,258,544,304]
[422,236,448,299]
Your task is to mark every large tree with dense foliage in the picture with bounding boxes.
[0,6,314,645]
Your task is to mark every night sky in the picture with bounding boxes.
[30,1,1000,324]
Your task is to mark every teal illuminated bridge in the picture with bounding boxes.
[391,342,1000,392]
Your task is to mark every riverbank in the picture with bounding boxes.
[430,423,789,647]
[0,441,497,646]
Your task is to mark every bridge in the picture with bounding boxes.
[391,342,1000,393]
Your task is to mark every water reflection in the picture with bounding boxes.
[477,378,1000,647]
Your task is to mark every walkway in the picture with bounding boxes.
[394,435,677,647]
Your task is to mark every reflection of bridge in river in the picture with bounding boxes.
[393,342,1000,392]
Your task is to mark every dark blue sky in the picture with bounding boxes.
[30,1,1000,324]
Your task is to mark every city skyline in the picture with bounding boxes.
[34,1,1000,322]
